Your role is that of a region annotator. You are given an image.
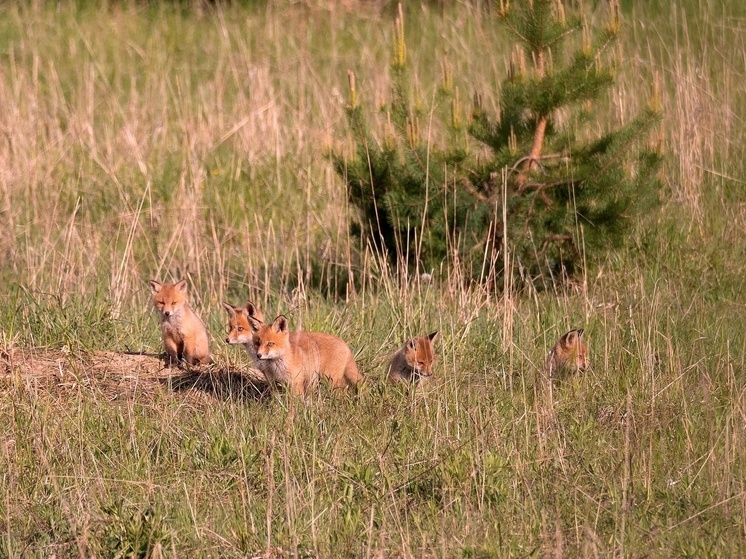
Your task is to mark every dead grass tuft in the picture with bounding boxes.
[1,348,268,404]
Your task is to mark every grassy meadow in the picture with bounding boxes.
[1,0,745,556]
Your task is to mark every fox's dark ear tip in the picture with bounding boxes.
[562,330,577,345]
[577,329,584,337]
[272,315,289,332]
[247,316,264,332]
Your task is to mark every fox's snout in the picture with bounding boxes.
[224,335,242,345]
[576,353,588,371]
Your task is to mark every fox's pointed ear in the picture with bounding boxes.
[272,315,289,333]
[248,316,263,333]
[428,331,438,342]
[175,279,188,292]
[222,302,235,316]
[149,280,162,294]
[564,330,578,346]
[406,339,416,350]
[245,300,263,322]
[576,329,584,339]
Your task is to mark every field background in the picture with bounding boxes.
[1,0,745,557]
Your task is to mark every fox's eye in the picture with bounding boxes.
[237,327,244,332]
[171,301,177,305]
[267,342,274,347]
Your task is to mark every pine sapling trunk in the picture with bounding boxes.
[528,115,548,169]
[522,48,547,178]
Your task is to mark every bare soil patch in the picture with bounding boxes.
[0,348,269,404]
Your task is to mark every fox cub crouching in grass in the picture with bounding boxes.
[389,332,438,384]
[149,279,211,366]
[248,315,363,395]
[222,300,264,364]
[545,329,588,378]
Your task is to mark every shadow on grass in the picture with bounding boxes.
[158,363,271,403]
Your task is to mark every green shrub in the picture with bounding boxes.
[333,1,662,287]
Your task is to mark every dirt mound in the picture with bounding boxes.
[0,348,269,403]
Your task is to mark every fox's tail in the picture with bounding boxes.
[344,355,364,386]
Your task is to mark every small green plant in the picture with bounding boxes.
[100,500,171,559]
[334,1,663,286]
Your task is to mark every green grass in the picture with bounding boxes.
[0,0,745,557]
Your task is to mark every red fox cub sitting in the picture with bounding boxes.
[388,332,438,384]
[249,315,363,395]
[222,301,264,363]
[149,279,211,366]
[545,329,589,378]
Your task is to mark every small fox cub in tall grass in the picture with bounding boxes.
[545,329,589,377]
[222,301,264,363]
[149,279,211,366]
[247,314,363,394]
[389,332,438,383]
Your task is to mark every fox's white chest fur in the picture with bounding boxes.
[160,316,184,337]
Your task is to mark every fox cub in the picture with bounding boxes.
[545,329,588,377]
[149,279,211,366]
[249,315,363,394]
[222,300,264,363]
[389,332,438,383]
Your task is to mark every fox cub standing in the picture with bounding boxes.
[249,315,363,394]
[149,279,211,366]
[222,301,264,363]
[545,329,588,377]
[389,332,438,384]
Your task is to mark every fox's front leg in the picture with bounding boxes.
[289,379,306,396]
[182,336,198,365]
[163,335,181,367]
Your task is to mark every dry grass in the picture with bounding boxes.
[0,347,268,403]
[0,0,745,557]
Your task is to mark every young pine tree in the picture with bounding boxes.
[333,1,662,287]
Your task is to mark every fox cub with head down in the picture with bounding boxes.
[389,332,438,384]
[249,315,362,395]
[222,301,264,363]
[545,329,588,377]
[149,279,211,366]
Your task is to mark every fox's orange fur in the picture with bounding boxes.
[222,300,264,363]
[249,315,362,394]
[545,329,588,377]
[149,279,211,366]
[389,332,438,383]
